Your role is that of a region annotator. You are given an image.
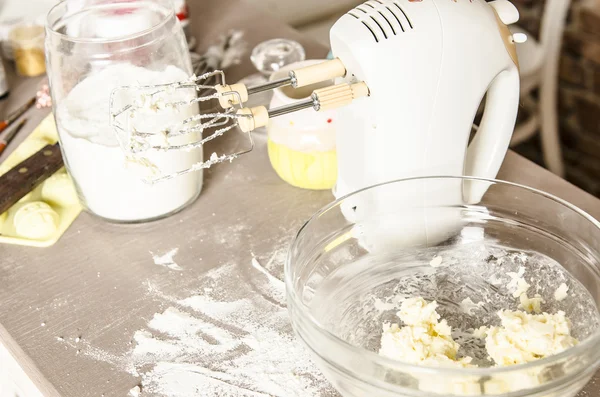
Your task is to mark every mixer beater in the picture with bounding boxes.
[109,59,370,183]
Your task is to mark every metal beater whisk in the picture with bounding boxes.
[109,59,370,183]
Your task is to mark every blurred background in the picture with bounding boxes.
[1,0,597,197]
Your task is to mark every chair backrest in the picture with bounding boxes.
[539,0,572,56]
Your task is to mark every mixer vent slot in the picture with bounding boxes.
[369,15,388,39]
[358,4,388,39]
[386,5,404,31]
[361,21,380,42]
[349,0,414,43]
[392,2,413,29]
[378,10,396,34]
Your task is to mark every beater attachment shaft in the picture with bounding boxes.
[109,58,368,183]
[236,82,370,133]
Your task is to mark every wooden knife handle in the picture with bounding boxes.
[0,143,64,215]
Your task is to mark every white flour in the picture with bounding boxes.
[135,260,332,397]
[55,63,203,221]
[151,249,182,271]
[76,250,334,397]
[129,386,141,396]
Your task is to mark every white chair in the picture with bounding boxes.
[510,0,572,177]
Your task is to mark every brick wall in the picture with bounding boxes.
[512,0,600,197]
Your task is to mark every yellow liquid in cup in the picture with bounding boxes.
[267,139,337,190]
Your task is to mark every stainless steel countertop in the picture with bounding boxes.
[1,1,599,395]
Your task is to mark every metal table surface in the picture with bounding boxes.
[1,1,599,396]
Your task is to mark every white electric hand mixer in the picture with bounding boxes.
[110,0,523,195]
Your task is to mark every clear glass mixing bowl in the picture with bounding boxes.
[286,177,600,397]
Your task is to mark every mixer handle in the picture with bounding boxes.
[464,65,520,203]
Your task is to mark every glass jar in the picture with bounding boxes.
[45,0,202,223]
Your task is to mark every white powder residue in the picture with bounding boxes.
[143,362,270,397]
[251,256,284,287]
[132,330,183,359]
[459,297,484,315]
[373,294,407,312]
[151,248,182,271]
[506,266,530,298]
[138,263,332,396]
[429,255,445,268]
[78,257,334,396]
[251,256,286,304]
[555,283,569,301]
[373,298,396,311]
[179,294,252,319]
[129,385,141,396]
[487,274,503,285]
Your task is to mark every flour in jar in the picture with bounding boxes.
[55,63,203,221]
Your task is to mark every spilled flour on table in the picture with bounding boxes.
[151,248,182,271]
[129,385,141,396]
[77,245,335,397]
